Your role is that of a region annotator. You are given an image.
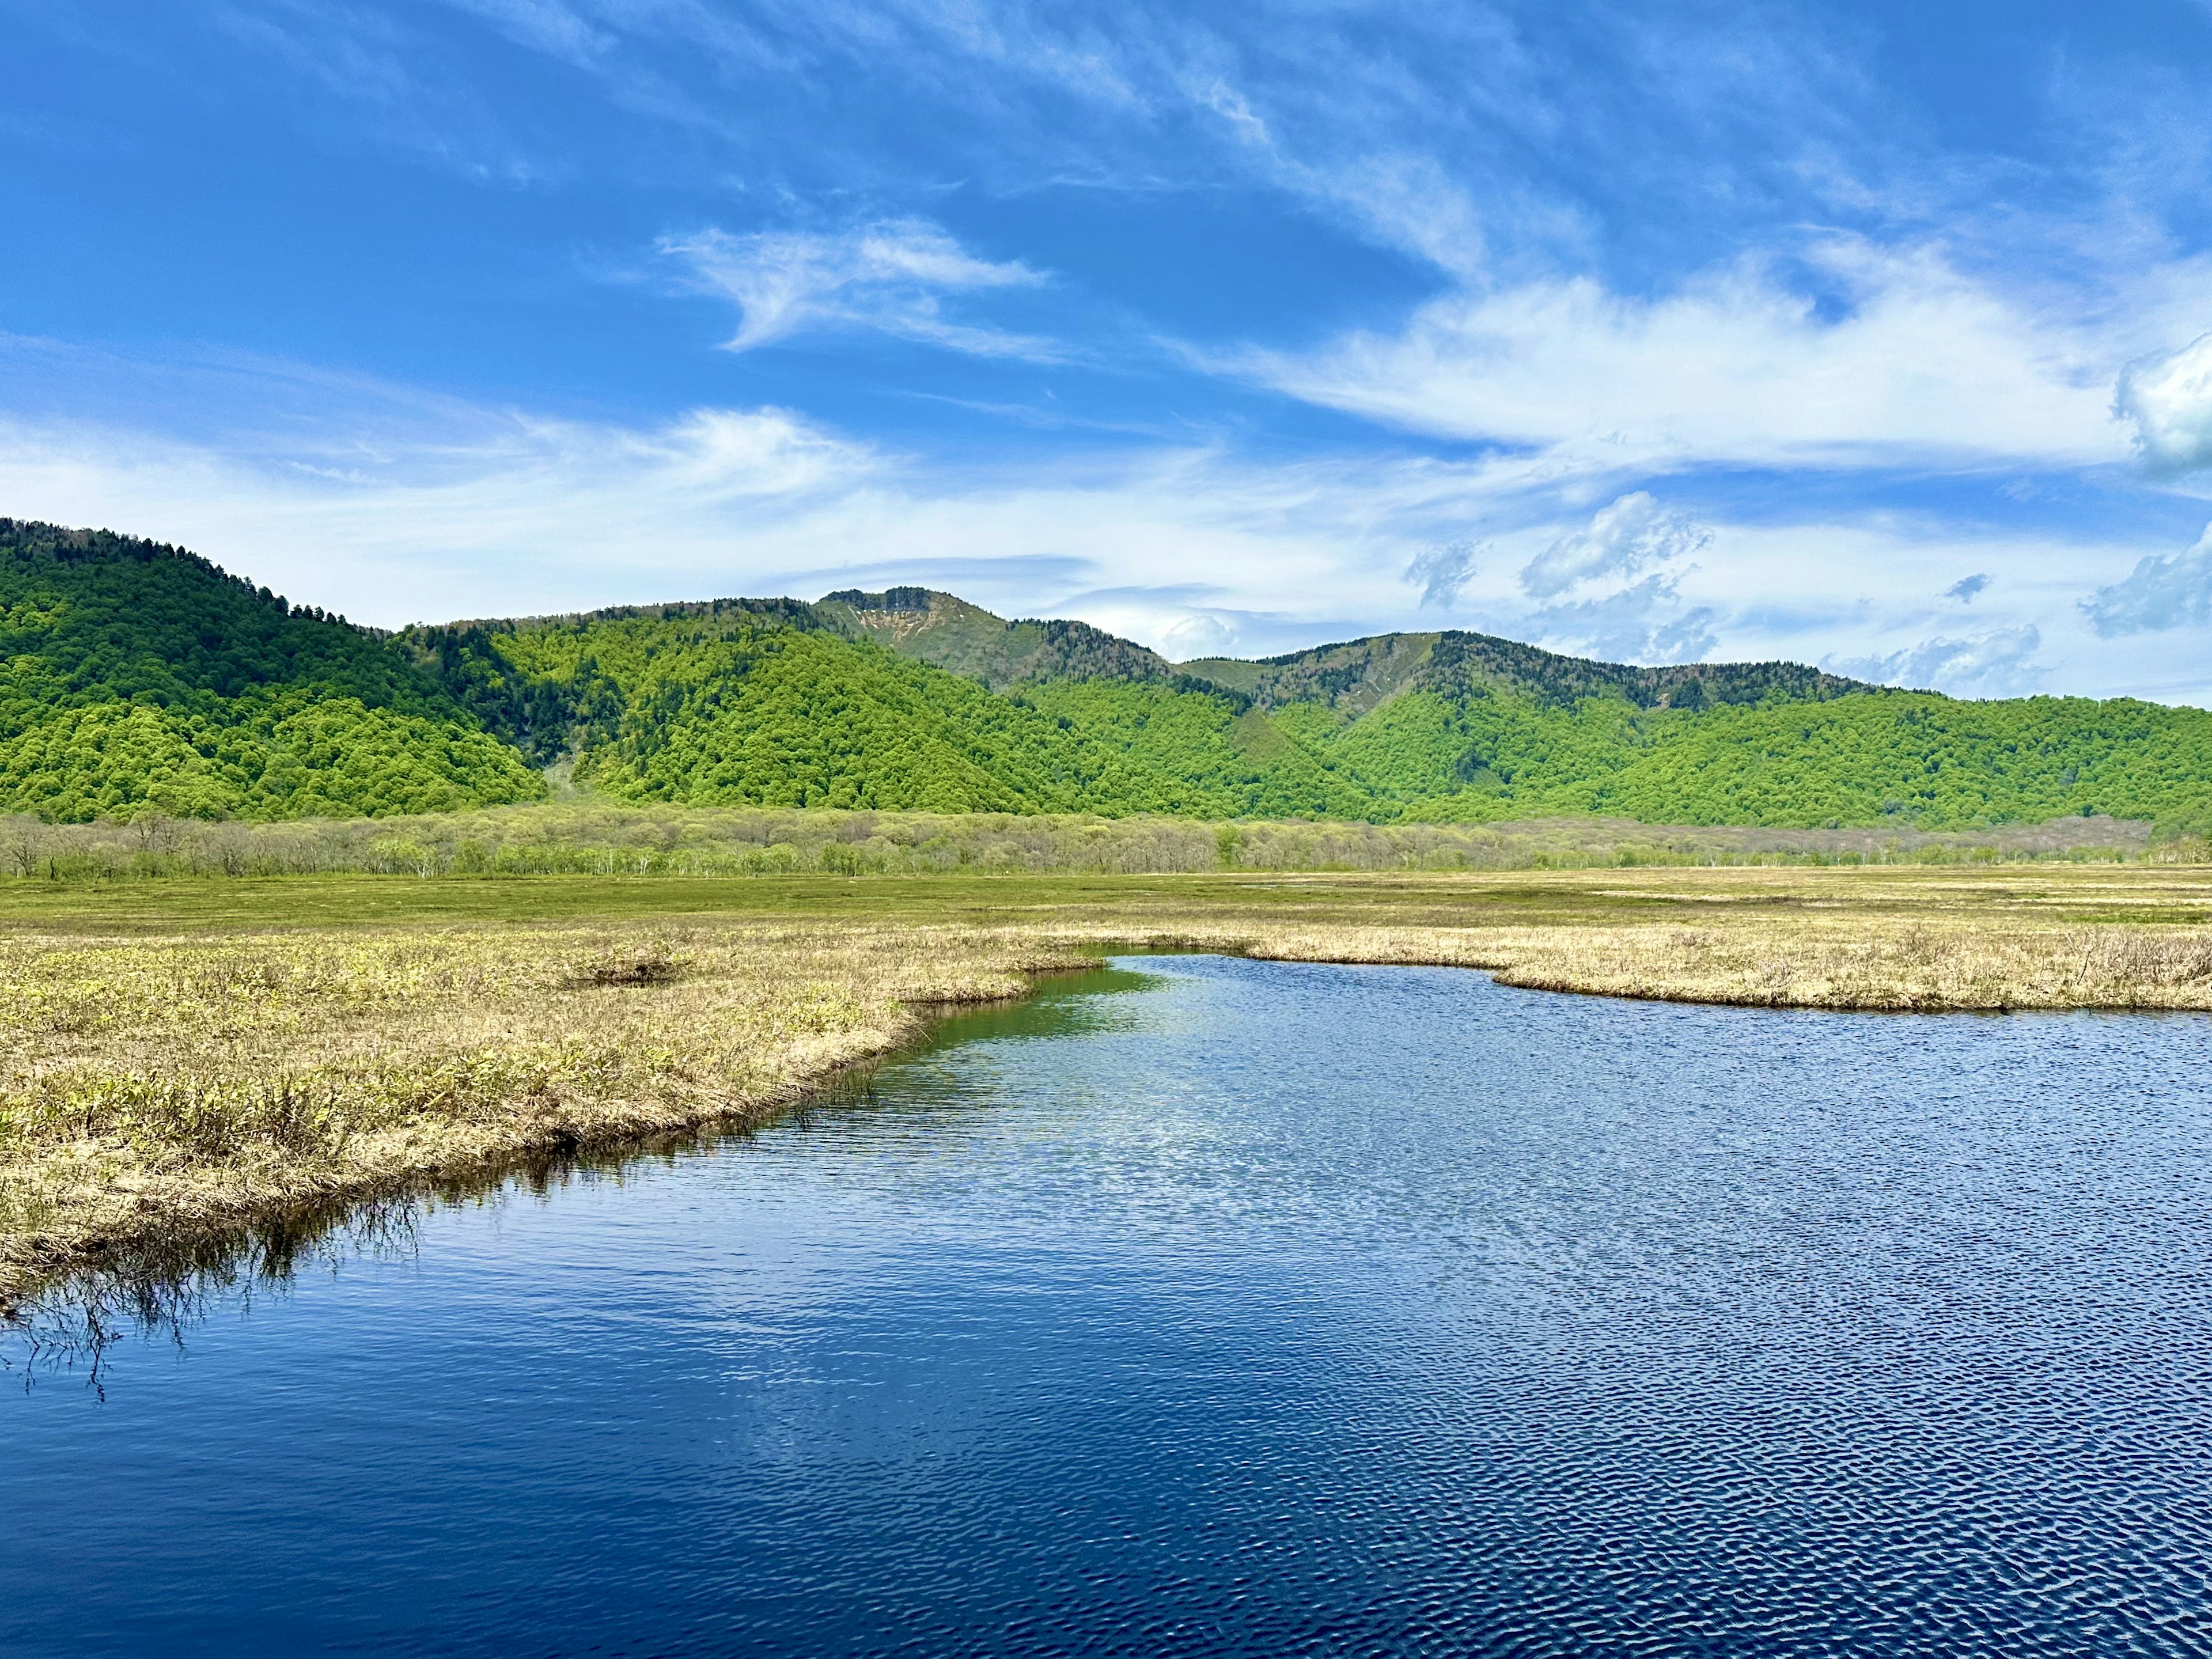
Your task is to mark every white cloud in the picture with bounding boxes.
[665,219,1054,358]
[1505,492,1716,662]
[2082,524,2212,636]
[2,370,2204,703]
[1528,575,1718,665]
[2114,332,2212,475]
[0,399,1464,632]
[1239,241,2127,472]
[1827,626,2046,696]
[1520,490,1706,598]
[1157,611,1244,660]
[0,404,878,622]
[1404,538,1480,608]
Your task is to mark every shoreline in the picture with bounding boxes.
[1,979,1055,1318]
[7,865,2212,1305]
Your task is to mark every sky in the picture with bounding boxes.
[7,2,2212,699]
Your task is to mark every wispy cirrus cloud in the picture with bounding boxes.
[1235,241,2128,472]
[664,219,1057,358]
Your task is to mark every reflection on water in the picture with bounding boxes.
[6,957,2212,1657]
[4,968,1160,1392]
[5,1199,422,1398]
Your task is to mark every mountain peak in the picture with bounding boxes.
[816,588,1171,691]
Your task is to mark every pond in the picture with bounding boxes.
[6,955,2211,1656]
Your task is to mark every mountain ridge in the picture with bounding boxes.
[810,586,1889,715]
[543,583,1892,715]
[3,522,2209,833]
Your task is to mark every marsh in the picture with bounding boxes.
[7,956,2210,1656]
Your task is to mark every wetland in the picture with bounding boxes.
[6,953,2210,1656]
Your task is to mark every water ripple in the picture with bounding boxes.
[5,956,2211,1657]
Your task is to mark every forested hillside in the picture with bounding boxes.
[0,521,540,820]
[409,585,2212,832]
[7,527,2212,833]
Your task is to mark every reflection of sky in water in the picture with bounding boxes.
[7,957,2212,1657]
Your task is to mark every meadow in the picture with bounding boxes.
[5,846,2212,1304]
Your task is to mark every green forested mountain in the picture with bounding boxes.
[0,520,541,820]
[814,588,1175,690]
[7,524,2212,832]
[407,584,2212,832]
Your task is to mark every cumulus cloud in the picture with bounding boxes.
[2114,333,2212,475]
[1510,492,1717,661]
[665,219,1054,358]
[1527,575,1718,664]
[1520,491,1707,598]
[1404,538,1480,608]
[2082,525,2212,636]
[1827,626,2046,696]
[1158,611,1244,659]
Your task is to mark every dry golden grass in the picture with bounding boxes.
[7,861,2212,1302]
[1143,917,2212,1010]
[0,923,1088,1301]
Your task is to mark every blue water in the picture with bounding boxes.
[6,956,2212,1657]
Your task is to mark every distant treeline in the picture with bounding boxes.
[0,804,2161,884]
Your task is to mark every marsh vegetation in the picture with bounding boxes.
[3,858,2211,1301]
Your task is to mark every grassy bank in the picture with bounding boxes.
[6,861,2212,1302]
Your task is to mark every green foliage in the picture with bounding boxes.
[1325,687,2212,831]
[408,592,2212,832]
[1011,681,1372,819]
[418,612,1217,812]
[9,531,2211,834]
[814,588,1172,689]
[0,521,542,820]
[0,694,536,821]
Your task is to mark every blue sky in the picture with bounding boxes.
[8,2,2212,699]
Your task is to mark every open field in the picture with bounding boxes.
[6,860,2212,1303]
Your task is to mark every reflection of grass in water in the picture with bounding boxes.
[904,967,1165,1056]
[5,863,2212,1303]
[2,971,1165,1384]
[5,1195,424,1397]
[0,923,1093,1305]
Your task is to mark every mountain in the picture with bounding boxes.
[1179,630,1872,714]
[405,584,2212,833]
[5,523,2211,834]
[813,588,1174,690]
[0,520,541,821]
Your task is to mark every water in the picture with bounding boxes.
[6,955,2212,1657]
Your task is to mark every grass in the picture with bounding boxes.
[6,859,2212,1304]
